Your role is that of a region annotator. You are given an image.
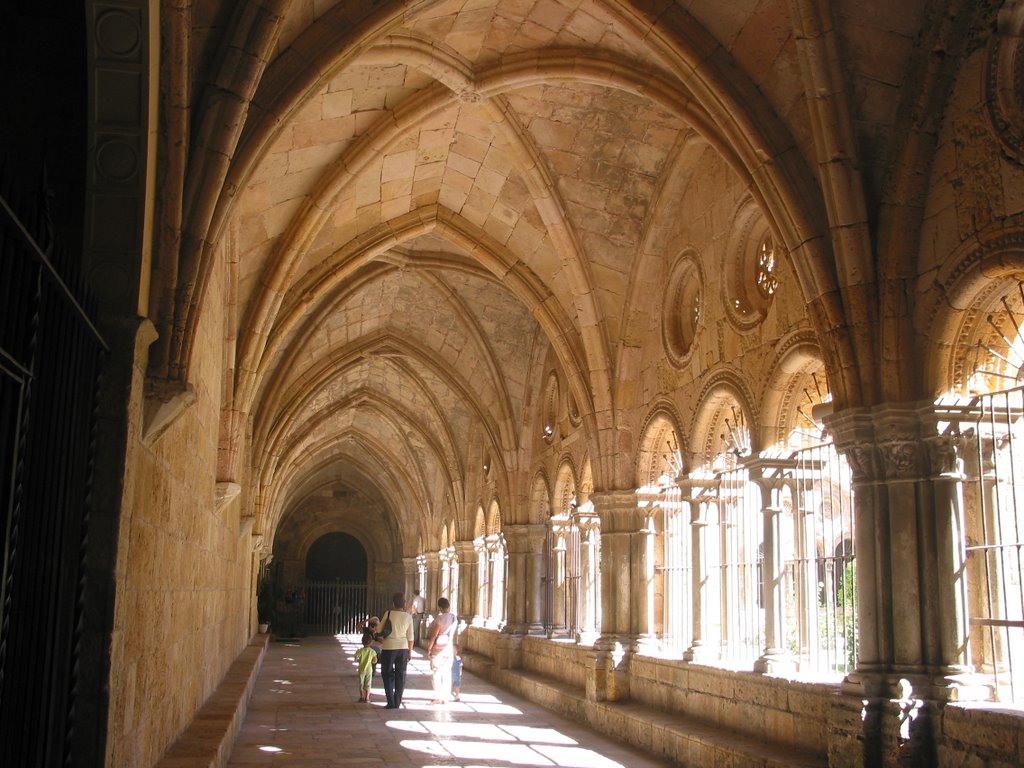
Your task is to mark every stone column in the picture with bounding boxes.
[524,524,547,634]
[748,460,795,674]
[474,538,488,626]
[923,405,991,700]
[403,557,418,604]
[630,508,657,653]
[446,547,460,616]
[502,525,530,634]
[589,489,646,702]
[439,548,451,602]
[486,533,506,627]
[422,551,440,613]
[826,401,984,766]
[548,516,568,634]
[577,510,602,643]
[682,477,717,663]
[453,540,477,624]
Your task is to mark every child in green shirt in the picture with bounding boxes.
[354,634,378,703]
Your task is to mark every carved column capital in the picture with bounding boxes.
[826,402,936,483]
[501,525,531,552]
[453,540,477,563]
[590,489,644,534]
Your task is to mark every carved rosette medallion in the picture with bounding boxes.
[986,2,1024,165]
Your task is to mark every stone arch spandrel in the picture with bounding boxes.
[528,472,552,525]
[578,457,593,505]
[876,0,1010,403]
[159,0,412,381]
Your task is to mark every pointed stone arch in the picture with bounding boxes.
[636,405,686,488]
[690,374,758,469]
[760,331,830,451]
[919,216,1024,395]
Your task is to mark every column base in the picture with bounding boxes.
[928,666,993,703]
[494,632,524,670]
[754,649,796,675]
[587,640,631,702]
[683,641,717,664]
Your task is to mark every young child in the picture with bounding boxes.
[354,633,378,703]
[451,644,463,702]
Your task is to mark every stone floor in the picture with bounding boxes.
[227,635,673,767]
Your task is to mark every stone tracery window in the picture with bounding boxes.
[654,379,857,678]
[723,201,780,330]
[755,233,778,299]
[544,464,599,640]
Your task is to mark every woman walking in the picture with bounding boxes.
[377,593,414,709]
[426,597,457,704]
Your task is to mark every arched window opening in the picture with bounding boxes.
[639,416,690,656]
[483,503,506,628]
[472,506,488,626]
[789,446,857,678]
[944,278,1024,703]
[672,372,857,678]
[545,465,596,639]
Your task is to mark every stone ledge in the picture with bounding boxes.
[466,654,827,768]
[155,634,269,768]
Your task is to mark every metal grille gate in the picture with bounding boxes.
[0,155,106,765]
[276,582,392,636]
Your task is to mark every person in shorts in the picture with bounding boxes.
[451,644,463,701]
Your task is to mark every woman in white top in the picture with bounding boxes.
[426,597,457,704]
[377,592,415,708]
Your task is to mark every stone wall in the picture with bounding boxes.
[519,636,590,690]
[630,656,833,755]
[105,260,256,768]
[937,704,1024,767]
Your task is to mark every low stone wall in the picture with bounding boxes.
[462,628,828,766]
[153,633,268,768]
[938,702,1024,766]
[630,655,834,755]
[462,628,1024,766]
[519,635,591,690]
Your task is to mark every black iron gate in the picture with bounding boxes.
[0,156,106,765]
[273,581,392,636]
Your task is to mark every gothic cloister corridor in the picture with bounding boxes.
[220,636,675,768]
[3,1,1024,767]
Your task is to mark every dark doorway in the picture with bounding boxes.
[306,532,367,581]
[299,534,377,634]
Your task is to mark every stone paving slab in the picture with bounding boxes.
[227,636,673,767]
